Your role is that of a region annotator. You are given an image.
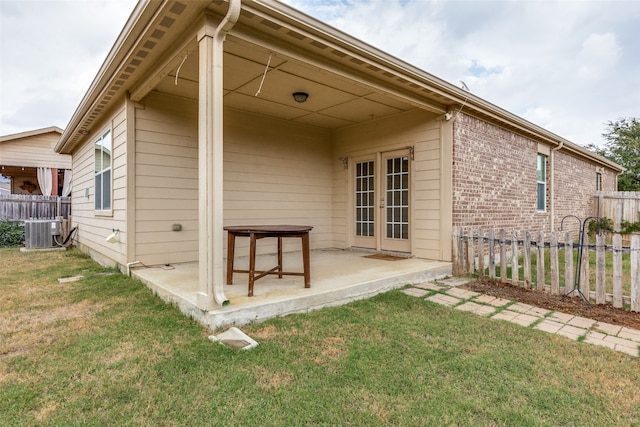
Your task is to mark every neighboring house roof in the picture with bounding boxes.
[55,0,623,172]
[0,126,64,143]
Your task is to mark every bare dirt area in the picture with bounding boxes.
[463,280,640,330]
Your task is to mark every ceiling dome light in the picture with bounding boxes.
[292,92,309,103]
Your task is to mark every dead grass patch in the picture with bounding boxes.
[253,365,293,390]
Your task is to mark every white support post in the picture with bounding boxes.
[195,6,240,310]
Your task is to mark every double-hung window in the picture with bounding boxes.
[94,130,112,211]
[536,154,546,212]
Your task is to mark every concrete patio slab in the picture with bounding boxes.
[132,248,451,330]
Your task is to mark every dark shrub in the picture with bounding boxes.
[0,219,25,247]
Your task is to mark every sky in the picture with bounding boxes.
[1,0,639,149]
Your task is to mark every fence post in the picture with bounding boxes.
[523,231,532,288]
[478,227,485,278]
[612,234,623,308]
[488,229,496,281]
[564,232,574,296]
[511,230,519,286]
[536,230,545,291]
[500,229,507,283]
[595,233,606,304]
[632,234,640,312]
[550,232,559,295]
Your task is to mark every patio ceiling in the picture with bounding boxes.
[153,37,430,129]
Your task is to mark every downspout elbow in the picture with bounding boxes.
[215,0,241,41]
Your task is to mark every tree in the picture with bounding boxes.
[587,117,640,191]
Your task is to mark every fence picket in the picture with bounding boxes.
[596,234,606,305]
[511,230,518,286]
[466,228,474,274]
[580,231,590,298]
[564,232,574,295]
[478,227,485,278]
[550,232,559,295]
[612,234,623,308]
[523,231,532,287]
[488,229,496,280]
[499,229,507,283]
[632,235,640,312]
[536,231,545,291]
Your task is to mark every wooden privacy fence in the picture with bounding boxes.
[0,195,71,220]
[594,191,640,229]
[452,227,640,312]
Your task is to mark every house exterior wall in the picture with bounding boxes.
[333,109,444,260]
[452,112,617,235]
[0,131,70,169]
[1,130,71,195]
[132,92,333,265]
[134,93,200,265]
[553,151,617,229]
[71,99,128,268]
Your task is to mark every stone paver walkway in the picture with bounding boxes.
[402,278,639,358]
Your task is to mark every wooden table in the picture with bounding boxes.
[224,225,313,297]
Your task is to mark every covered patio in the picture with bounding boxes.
[132,249,451,330]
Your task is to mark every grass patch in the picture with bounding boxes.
[1,248,639,426]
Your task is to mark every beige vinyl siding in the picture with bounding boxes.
[0,132,71,169]
[71,100,128,268]
[224,109,333,256]
[332,109,443,259]
[134,92,333,264]
[135,93,199,265]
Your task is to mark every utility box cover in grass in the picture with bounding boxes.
[209,327,258,350]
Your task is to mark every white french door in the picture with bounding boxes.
[353,150,411,253]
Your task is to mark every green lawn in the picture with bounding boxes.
[1,248,639,426]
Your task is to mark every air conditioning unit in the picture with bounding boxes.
[24,219,61,249]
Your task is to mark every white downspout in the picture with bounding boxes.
[196,0,241,310]
[550,141,564,232]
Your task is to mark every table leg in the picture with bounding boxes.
[302,232,311,288]
[277,237,283,278]
[248,231,256,297]
[226,231,235,285]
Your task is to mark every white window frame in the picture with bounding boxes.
[94,129,113,213]
[536,154,547,212]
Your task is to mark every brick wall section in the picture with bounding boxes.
[452,112,617,236]
[553,151,616,233]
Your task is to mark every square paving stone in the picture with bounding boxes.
[593,322,622,336]
[534,319,564,334]
[508,302,535,314]
[567,315,596,329]
[619,327,640,343]
[475,295,511,307]
[556,325,587,340]
[491,310,519,322]
[414,282,444,291]
[445,288,480,300]
[426,294,461,307]
[455,302,496,316]
[402,288,429,298]
[548,312,575,323]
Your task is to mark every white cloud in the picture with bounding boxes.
[0,0,136,136]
